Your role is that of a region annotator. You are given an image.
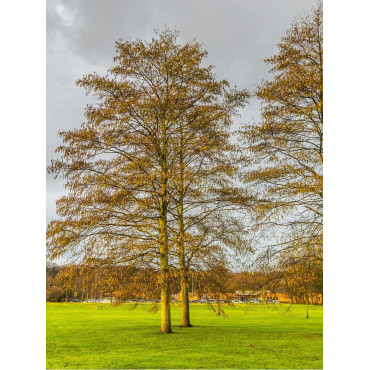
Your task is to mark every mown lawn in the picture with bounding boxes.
[46,302,322,369]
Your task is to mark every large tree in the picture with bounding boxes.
[169,100,248,327]
[47,29,247,333]
[239,4,323,264]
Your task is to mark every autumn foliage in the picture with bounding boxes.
[47,5,323,332]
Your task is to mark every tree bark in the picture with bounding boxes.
[178,199,191,327]
[159,211,172,333]
[306,292,309,319]
[180,265,191,326]
[159,125,172,334]
[177,124,192,328]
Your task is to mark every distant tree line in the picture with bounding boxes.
[46,258,323,308]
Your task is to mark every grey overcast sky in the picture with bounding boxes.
[46,0,318,225]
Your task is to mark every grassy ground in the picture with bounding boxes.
[46,302,322,369]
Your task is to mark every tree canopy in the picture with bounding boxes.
[239,5,323,265]
[47,28,248,333]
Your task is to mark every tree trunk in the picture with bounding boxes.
[178,207,191,326]
[177,123,191,328]
[159,214,171,333]
[159,207,171,333]
[306,293,309,318]
[159,128,171,334]
[180,268,191,326]
[160,274,171,333]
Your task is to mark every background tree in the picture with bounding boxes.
[239,4,323,266]
[46,261,61,294]
[279,248,323,308]
[199,261,232,316]
[46,286,65,302]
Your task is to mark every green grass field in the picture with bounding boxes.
[46,302,322,369]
